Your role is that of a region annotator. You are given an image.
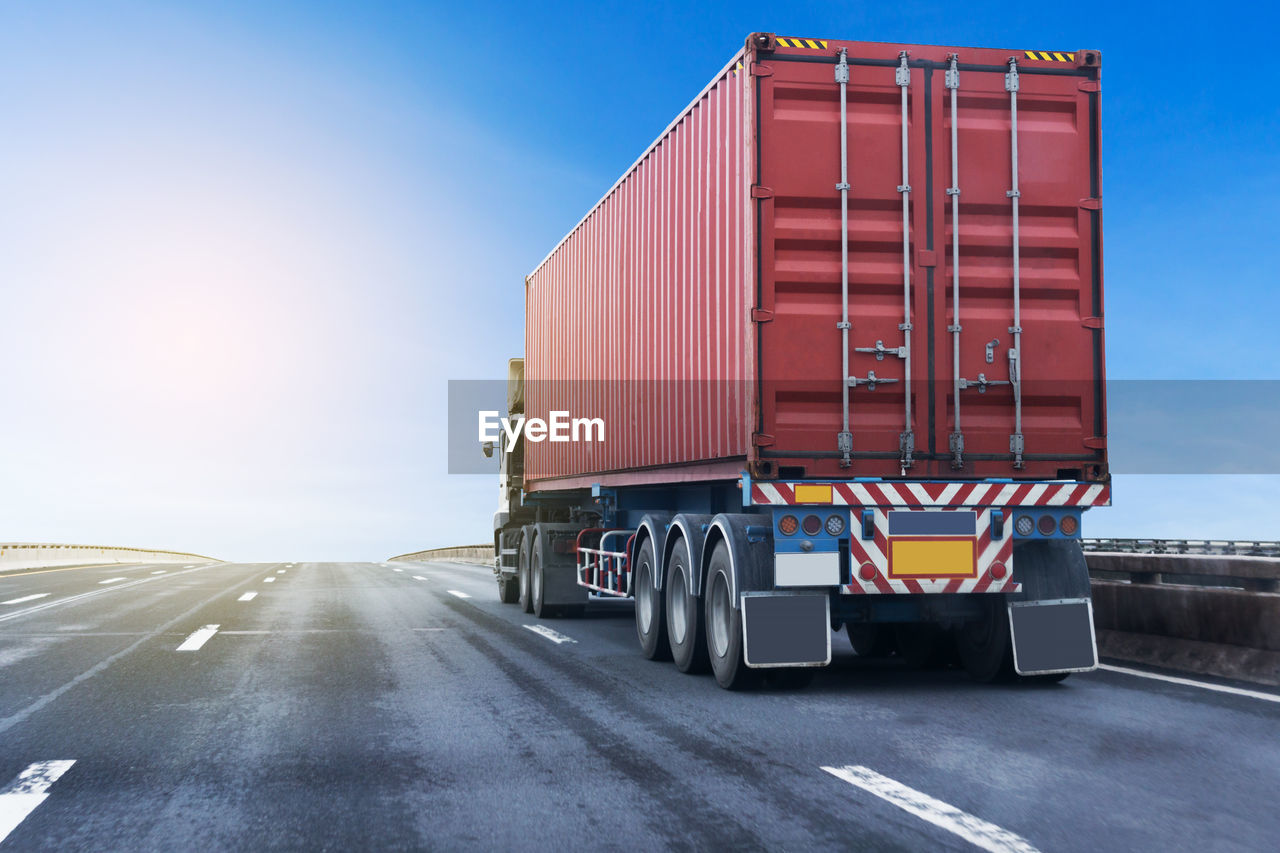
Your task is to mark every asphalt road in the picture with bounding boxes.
[0,559,1277,852]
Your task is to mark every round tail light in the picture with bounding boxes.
[1015,515,1035,536]
[858,562,877,581]
[990,562,1008,579]
[1059,515,1078,536]
[1037,514,1057,536]
[824,514,846,536]
[801,514,822,536]
[778,514,799,536]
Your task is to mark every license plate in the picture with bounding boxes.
[888,538,976,577]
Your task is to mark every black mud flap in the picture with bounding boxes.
[741,593,831,668]
[1008,598,1098,675]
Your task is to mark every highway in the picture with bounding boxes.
[1,560,1277,852]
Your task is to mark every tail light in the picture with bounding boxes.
[1059,515,1079,536]
[778,514,799,536]
[801,514,822,536]
[1037,514,1057,536]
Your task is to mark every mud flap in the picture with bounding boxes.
[1008,598,1098,675]
[741,593,831,668]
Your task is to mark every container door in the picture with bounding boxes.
[754,47,930,480]
[930,56,1105,479]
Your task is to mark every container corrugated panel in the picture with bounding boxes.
[525,53,753,488]
[525,34,1106,491]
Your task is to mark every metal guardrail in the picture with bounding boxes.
[1083,539,1280,558]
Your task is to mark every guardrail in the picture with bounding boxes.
[388,545,492,564]
[1085,549,1279,686]
[0,543,220,573]
[1084,538,1280,558]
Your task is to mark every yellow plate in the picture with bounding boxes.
[889,538,976,577]
[792,484,832,504]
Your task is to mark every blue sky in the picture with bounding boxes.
[1,1,1277,559]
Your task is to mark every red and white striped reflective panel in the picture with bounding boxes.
[846,507,1018,595]
[752,481,1110,508]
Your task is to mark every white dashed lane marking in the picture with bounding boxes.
[97,578,127,585]
[412,576,427,581]
[393,569,403,573]
[151,570,166,575]
[277,570,286,574]
[523,625,577,645]
[2,594,50,606]
[237,592,258,602]
[446,590,471,599]
[263,577,276,584]
[821,766,1039,853]
[176,625,220,652]
[0,760,76,844]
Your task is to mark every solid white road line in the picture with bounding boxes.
[97,577,127,585]
[412,576,427,581]
[1098,663,1280,704]
[0,760,76,845]
[523,624,577,645]
[237,592,258,602]
[821,766,1039,853]
[151,570,167,575]
[2,594,50,606]
[446,590,471,599]
[263,577,276,584]
[176,625,220,652]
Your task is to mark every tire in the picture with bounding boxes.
[957,598,1015,683]
[665,537,709,673]
[497,575,519,604]
[633,538,670,660]
[704,540,759,690]
[518,532,534,614]
[532,546,550,618]
[847,623,894,657]
[894,624,950,669]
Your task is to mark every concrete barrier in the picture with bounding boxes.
[388,545,493,565]
[0,543,220,573]
[1086,551,1280,686]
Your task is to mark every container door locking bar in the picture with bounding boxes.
[945,55,965,469]
[835,48,853,467]
[895,51,915,470]
[1006,57,1025,469]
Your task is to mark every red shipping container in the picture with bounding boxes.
[524,34,1105,492]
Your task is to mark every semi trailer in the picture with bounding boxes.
[490,33,1108,689]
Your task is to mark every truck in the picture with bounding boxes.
[490,33,1108,689]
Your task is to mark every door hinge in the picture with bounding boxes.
[1078,197,1102,210]
[1084,436,1107,450]
[917,248,938,268]
[751,185,774,199]
[751,308,774,323]
[751,63,774,77]
[1081,316,1104,329]
[752,432,776,447]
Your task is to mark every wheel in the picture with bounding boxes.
[518,532,534,614]
[894,624,950,669]
[532,547,550,618]
[846,623,894,657]
[665,537,708,673]
[633,538,670,660]
[704,540,759,690]
[497,575,519,604]
[957,598,1015,683]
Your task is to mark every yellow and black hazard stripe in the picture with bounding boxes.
[776,37,829,50]
[1023,50,1075,62]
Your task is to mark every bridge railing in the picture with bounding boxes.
[0,543,221,573]
[387,545,492,564]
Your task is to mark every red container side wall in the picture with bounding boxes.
[525,60,753,489]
